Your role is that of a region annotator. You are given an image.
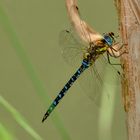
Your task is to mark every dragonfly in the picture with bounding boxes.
[42,6,125,123]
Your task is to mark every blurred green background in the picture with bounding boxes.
[0,0,127,140]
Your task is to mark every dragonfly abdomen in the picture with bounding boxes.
[42,60,90,122]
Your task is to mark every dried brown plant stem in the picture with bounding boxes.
[115,0,140,140]
[65,0,103,44]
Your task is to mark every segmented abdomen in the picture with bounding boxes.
[42,60,90,122]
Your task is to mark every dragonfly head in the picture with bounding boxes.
[103,32,116,46]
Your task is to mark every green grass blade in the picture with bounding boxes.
[0,123,16,140]
[0,4,70,140]
[0,95,43,140]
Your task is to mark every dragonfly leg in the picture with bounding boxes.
[107,52,121,66]
[106,52,122,75]
[112,42,125,51]
[116,43,127,51]
[109,43,128,58]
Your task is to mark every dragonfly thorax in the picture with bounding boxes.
[83,41,107,65]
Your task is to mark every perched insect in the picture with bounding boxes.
[42,5,125,123]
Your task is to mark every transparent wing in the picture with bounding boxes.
[59,3,104,66]
[60,3,120,107]
[59,29,86,66]
[94,54,121,86]
[78,53,121,107]
[58,30,121,107]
